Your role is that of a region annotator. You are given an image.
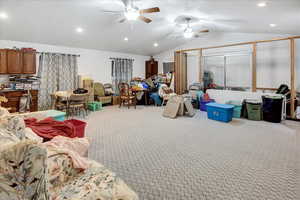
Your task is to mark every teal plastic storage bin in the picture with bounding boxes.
[45,110,66,121]
[206,103,234,123]
[196,91,204,101]
[226,101,242,118]
[88,101,102,111]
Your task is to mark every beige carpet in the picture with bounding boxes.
[85,106,300,200]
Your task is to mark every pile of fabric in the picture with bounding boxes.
[25,117,76,139]
[130,76,175,106]
[0,107,138,200]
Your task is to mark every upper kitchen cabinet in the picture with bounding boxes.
[0,49,7,74]
[1,49,37,74]
[7,49,23,74]
[23,50,36,74]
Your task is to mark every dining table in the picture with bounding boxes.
[52,91,74,115]
[130,87,150,105]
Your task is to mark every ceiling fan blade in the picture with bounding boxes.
[100,10,123,14]
[121,0,128,6]
[198,29,209,33]
[138,16,152,23]
[139,7,160,14]
[119,18,127,23]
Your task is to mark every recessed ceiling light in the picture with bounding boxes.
[153,43,159,47]
[124,37,129,41]
[76,27,84,33]
[257,2,267,7]
[0,12,8,19]
[270,23,277,27]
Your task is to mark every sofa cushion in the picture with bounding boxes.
[94,83,105,97]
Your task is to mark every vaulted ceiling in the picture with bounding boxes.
[0,0,299,56]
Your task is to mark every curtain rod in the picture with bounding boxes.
[37,51,80,57]
[109,57,134,61]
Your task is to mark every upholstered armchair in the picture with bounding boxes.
[94,82,113,105]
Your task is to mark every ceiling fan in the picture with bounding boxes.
[182,17,209,39]
[101,0,160,24]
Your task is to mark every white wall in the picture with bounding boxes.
[154,32,300,91]
[0,40,149,83]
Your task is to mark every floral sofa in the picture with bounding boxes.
[0,108,138,200]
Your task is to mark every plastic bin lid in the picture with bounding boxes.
[200,98,214,103]
[46,110,66,117]
[206,103,234,109]
[263,95,283,99]
[226,100,242,106]
[245,99,261,104]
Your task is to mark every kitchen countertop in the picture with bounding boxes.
[0,89,39,93]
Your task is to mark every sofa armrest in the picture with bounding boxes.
[0,141,49,200]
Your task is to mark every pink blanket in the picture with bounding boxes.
[43,136,90,169]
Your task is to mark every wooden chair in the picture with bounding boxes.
[68,93,89,117]
[118,83,136,109]
[51,92,69,112]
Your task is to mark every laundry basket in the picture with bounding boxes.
[66,119,87,138]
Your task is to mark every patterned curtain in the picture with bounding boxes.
[58,55,78,91]
[111,58,133,94]
[38,53,78,110]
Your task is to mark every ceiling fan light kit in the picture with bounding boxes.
[101,0,160,24]
[183,18,194,39]
[124,7,140,20]
[184,27,194,39]
[183,32,193,39]
[174,16,210,39]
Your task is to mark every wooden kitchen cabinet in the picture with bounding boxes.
[0,49,37,74]
[7,50,23,74]
[0,49,7,74]
[23,50,36,74]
